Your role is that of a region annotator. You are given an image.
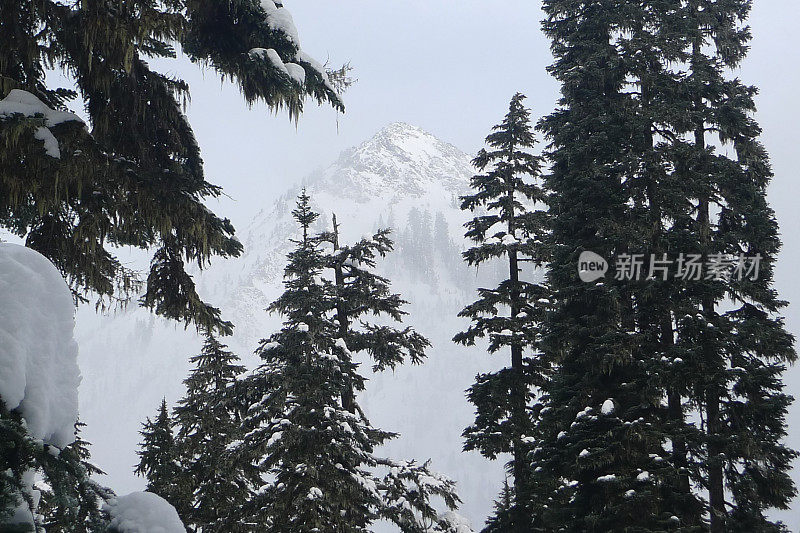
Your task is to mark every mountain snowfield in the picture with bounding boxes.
[75,122,521,529]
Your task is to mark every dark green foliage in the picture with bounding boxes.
[482,478,514,533]
[235,191,386,531]
[319,213,429,410]
[0,413,113,532]
[134,399,182,507]
[0,399,39,531]
[0,0,343,335]
[181,0,343,116]
[171,333,248,532]
[134,336,250,532]
[322,221,428,372]
[529,0,796,530]
[669,2,797,529]
[530,1,706,529]
[454,93,547,532]
[39,423,113,532]
[233,192,464,532]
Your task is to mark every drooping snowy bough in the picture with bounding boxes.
[247,0,341,98]
[0,244,187,532]
[0,243,81,447]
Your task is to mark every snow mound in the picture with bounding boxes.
[105,492,186,533]
[0,243,80,447]
[0,89,84,158]
[285,62,306,85]
[0,89,82,127]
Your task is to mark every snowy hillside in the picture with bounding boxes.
[76,122,515,529]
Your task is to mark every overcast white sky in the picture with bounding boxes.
[177,0,556,228]
[181,1,799,236]
[136,1,800,527]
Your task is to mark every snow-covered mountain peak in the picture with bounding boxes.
[217,123,482,343]
[311,122,473,202]
[239,123,476,267]
[368,121,444,156]
[360,121,457,160]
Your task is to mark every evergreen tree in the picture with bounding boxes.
[531,2,700,529]
[400,208,437,283]
[666,1,798,530]
[39,422,113,532]
[618,3,703,528]
[433,211,453,261]
[482,478,514,533]
[531,0,796,530]
[320,212,429,412]
[233,192,466,532]
[454,92,547,532]
[172,333,248,532]
[135,399,182,508]
[610,2,710,525]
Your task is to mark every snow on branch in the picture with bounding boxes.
[375,458,474,532]
[0,89,84,158]
[248,1,339,96]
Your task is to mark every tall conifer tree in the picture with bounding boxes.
[531,2,699,529]
[668,1,798,530]
[531,0,796,530]
[233,192,467,532]
[454,93,548,531]
[618,2,710,524]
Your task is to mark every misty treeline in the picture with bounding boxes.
[1,0,796,532]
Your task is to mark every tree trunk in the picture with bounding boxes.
[662,311,691,495]
[700,194,725,532]
[642,74,693,504]
[331,214,356,414]
[692,61,725,528]
[506,167,527,531]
